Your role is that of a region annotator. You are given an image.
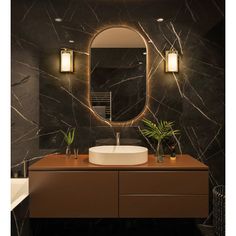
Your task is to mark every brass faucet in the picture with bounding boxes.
[116,132,120,146]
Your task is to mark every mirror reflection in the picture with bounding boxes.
[90,27,146,122]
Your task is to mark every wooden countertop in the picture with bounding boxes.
[29,154,208,171]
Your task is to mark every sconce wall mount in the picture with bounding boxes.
[60,48,74,72]
[165,49,179,73]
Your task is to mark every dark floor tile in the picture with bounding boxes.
[29,219,207,236]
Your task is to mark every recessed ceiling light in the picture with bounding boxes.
[54,18,62,22]
[157,18,164,22]
[69,40,75,43]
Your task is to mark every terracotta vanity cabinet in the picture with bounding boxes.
[29,154,208,218]
[29,171,118,218]
[119,171,209,218]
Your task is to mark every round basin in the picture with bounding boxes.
[89,145,148,165]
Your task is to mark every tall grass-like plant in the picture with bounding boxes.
[141,119,179,162]
[60,128,75,156]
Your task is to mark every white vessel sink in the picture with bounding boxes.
[89,145,148,165]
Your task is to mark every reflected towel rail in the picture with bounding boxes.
[91,92,112,121]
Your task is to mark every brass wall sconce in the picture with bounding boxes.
[165,49,178,72]
[60,48,74,72]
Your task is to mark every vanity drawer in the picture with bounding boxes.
[119,171,208,194]
[119,195,208,218]
[29,171,118,218]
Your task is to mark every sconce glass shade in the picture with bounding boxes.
[60,49,73,72]
[165,50,178,72]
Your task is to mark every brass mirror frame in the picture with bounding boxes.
[88,25,149,126]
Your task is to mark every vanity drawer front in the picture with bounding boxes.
[29,171,118,218]
[119,171,208,194]
[119,195,208,218]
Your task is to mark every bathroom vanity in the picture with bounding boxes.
[29,154,208,218]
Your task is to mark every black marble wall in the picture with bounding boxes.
[11,44,39,169]
[11,198,30,236]
[11,0,224,235]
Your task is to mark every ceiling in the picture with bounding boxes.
[11,0,224,50]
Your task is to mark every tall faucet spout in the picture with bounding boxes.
[116,132,120,146]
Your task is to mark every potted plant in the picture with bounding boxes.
[140,119,179,162]
[60,128,75,156]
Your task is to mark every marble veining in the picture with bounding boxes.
[11,0,224,235]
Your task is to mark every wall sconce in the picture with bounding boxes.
[165,49,178,72]
[60,48,73,72]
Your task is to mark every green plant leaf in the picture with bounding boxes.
[71,128,75,143]
[68,131,72,145]
[60,130,69,144]
[140,119,180,143]
[60,128,76,146]
[60,130,67,138]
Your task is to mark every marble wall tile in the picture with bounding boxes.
[11,198,30,236]
[11,0,224,234]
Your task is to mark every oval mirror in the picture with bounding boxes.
[90,27,146,122]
